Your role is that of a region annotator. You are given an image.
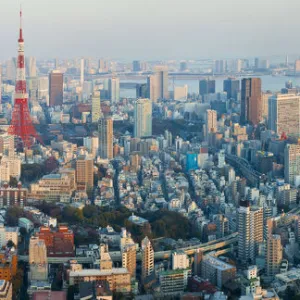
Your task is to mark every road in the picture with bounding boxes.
[19,232,237,264]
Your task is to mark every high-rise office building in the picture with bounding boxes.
[6,58,16,82]
[141,236,154,281]
[223,78,240,100]
[174,85,188,101]
[134,99,152,138]
[38,77,49,101]
[98,116,113,159]
[91,93,102,123]
[27,77,38,102]
[132,60,141,72]
[262,92,272,120]
[268,94,300,137]
[147,75,159,102]
[108,77,120,103]
[235,59,242,73]
[122,244,136,279]
[284,144,300,185]
[80,58,84,87]
[265,235,282,279]
[147,66,169,102]
[29,237,48,281]
[98,59,106,73]
[199,79,215,100]
[76,157,94,189]
[238,202,263,264]
[295,60,300,74]
[180,61,188,72]
[241,78,262,125]
[136,83,148,98]
[206,109,217,135]
[154,65,169,100]
[49,70,63,107]
[214,60,226,74]
[26,57,37,77]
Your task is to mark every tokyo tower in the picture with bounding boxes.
[8,9,40,149]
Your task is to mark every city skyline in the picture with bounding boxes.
[1,0,300,61]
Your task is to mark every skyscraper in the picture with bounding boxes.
[141,236,154,282]
[132,60,141,72]
[76,157,94,189]
[91,93,102,123]
[180,61,188,72]
[27,77,38,103]
[98,59,106,73]
[108,77,120,103]
[284,144,300,185]
[80,58,84,87]
[26,57,37,77]
[154,66,169,100]
[265,235,282,279]
[6,58,16,82]
[49,70,63,107]
[199,79,215,100]
[136,83,148,98]
[147,66,169,102]
[122,244,136,279]
[98,116,113,159]
[223,78,240,100]
[29,237,48,281]
[147,75,159,102]
[294,60,300,74]
[38,77,49,101]
[134,99,152,138]
[214,60,226,74]
[262,92,272,120]
[206,109,217,136]
[238,202,263,264]
[268,94,300,137]
[241,78,262,125]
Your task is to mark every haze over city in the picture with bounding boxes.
[1,0,300,60]
[3,0,300,299]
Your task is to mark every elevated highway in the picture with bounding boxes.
[19,233,237,264]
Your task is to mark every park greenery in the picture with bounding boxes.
[32,202,201,244]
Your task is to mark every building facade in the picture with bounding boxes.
[266,235,283,279]
[29,237,48,282]
[76,158,94,189]
[141,236,154,281]
[98,116,113,160]
[134,99,152,138]
[68,269,131,293]
[284,144,300,185]
[241,78,262,125]
[36,226,74,257]
[49,71,63,107]
[268,94,300,138]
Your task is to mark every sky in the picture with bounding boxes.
[0,0,300,61]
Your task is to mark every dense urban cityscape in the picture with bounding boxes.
[2,2,300,300]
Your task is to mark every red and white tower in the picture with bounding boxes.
[8,9,39,149]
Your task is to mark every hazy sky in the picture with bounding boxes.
[1,0,300,61]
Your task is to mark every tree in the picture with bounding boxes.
[6,207,23,226]
[44,157,59,174]
[19,227,27,236]
[7,240,15,248]
[9,176,18,187]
